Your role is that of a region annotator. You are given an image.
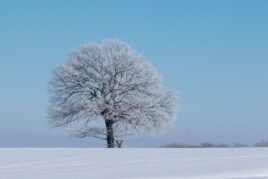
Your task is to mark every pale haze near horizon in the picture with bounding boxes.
[0,0,267,147]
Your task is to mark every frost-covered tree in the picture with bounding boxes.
[48,39,178,148]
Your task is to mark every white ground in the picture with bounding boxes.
[0,148,268,179]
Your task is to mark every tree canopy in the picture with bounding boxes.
[48,39,178,148]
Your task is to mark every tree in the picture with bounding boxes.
[48,39,178,148]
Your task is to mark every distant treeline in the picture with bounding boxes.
[160,140,268,148]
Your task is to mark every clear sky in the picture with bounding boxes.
[0,0,267,147]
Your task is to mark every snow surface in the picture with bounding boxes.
[0,148,268,179]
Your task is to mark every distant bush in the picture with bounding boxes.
[254,140,268,147]
[160,143,199,148]
[160,140,268,148]
[160,142,230,148]
[201,142,214,148]
[215,144,230,148]
[234,143,248,147]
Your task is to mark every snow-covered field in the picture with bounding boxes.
[1,148,268,179]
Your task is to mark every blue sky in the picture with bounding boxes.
[0,0,267,147]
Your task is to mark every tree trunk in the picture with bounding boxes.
[105,120,115,148]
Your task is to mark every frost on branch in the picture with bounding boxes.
[48,39,178,147]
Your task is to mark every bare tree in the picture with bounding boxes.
[48,39,178,148]
[254,139,268,147]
